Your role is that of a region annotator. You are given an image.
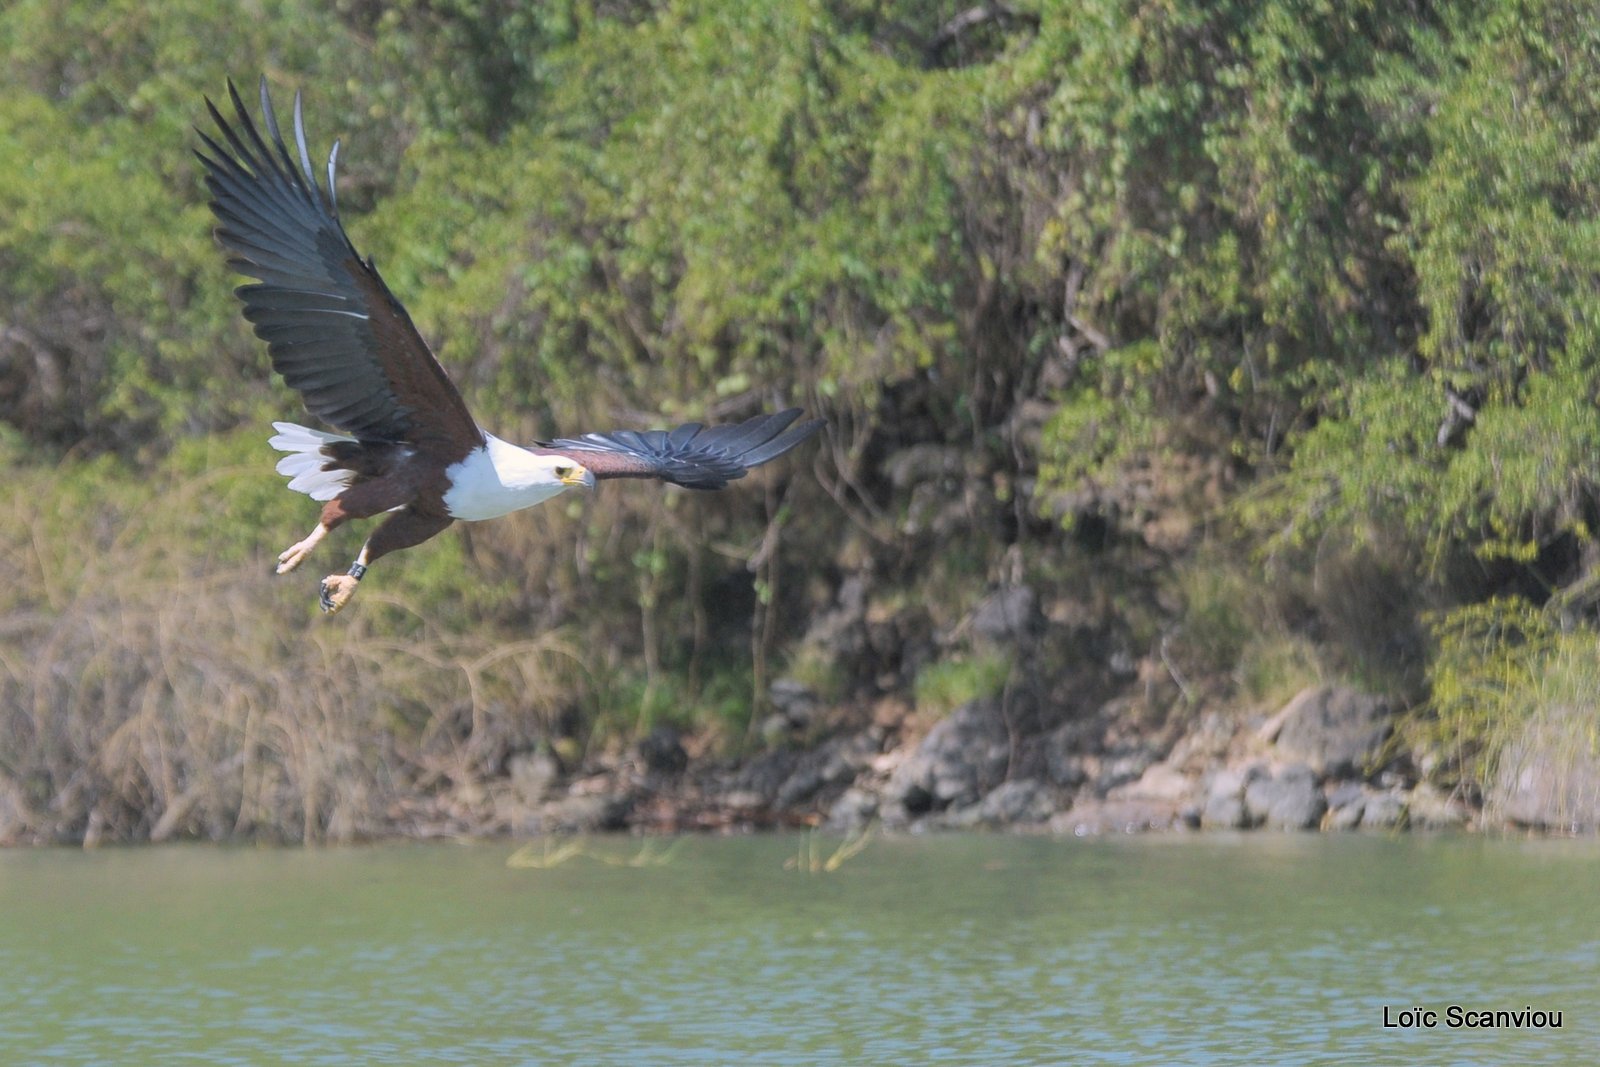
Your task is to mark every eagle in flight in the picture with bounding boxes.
[196,79,822,614]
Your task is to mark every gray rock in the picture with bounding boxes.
[1243,764,1326,830]
[939,802,987,830]
[977,779,1056,825]
[1359,790,1407,830]
[769,678,824,731]
[1406,783,1470,830]
[1203,794,1247,830]
[1200,765,1263,829]
[1490,705,1600,831]
[1046,752,1089,790]
[1273,685,1394,778]
[971,586,1042,644]
[539,793,630,833]
[797,574,870,664]
[1324,782,1366,831]
[1165,711,1238,770]
[773,766,829,809]
[1107,762,1194,804]
[1043,717,1097,788]
[1050,799,1181,835]
[883,699,1010,815]
[723,748,801,806]
[826,787,879,832]
[1093,751,1158,797]
[773,734,877,809]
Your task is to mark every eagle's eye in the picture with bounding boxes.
[554,465,573,479]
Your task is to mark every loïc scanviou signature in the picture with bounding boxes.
[1383,1005,1563,1029]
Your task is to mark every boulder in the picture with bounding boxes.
[1406,783,1470,830]
[826,787,879,833]
[725,749,801,807]
[1093,751,1158,797]
[976,779,1056,825]
[1043,717,1096,788]
[1108,761,1194,805]
[1359,790,1407,830]
[773,733,878,810]
[768,678,824,732]
[1200,764,1264,829]
[970,586,1042,645]
[883,699,1010,815]
[538,793,630,833]
[1323,782,1366,831]
[1490,705,1600,831]
[1272,685,1394,778]
[1050,798,1182,836]
[1243,763,1326,830]
[1164,711,1238,771]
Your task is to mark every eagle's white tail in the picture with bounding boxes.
[268,421,358,501]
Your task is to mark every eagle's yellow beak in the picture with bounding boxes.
[559,465,595,489]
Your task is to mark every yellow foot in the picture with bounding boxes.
[277,540,315,575]
[276,524,328,575]
[319,574,360,615]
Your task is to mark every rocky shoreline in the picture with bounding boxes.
[403,680,1600,841]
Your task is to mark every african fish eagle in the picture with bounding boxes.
[196,79,822,614]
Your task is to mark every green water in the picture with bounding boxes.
[0,833,1594,1065]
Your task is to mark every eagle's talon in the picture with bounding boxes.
[319,574,359,615]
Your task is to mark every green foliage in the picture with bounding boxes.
[1256,0,1600,569]
[1030,0,1422,483]
[1,0,1002,455]
[1027,0,1600,789]
[1235,635,1325,710]
[1423,598,1557,787]
[913,652,1012,717]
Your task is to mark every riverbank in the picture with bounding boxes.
[356,678,1599,841]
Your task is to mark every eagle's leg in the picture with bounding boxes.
[276,522,329,575]
[318,553,367,615]
[319,507,454,615]
[276,483,391,578]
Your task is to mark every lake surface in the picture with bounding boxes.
[0,833,1595,1065]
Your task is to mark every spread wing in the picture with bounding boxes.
[197,78,483,461]
[536,409,824,490]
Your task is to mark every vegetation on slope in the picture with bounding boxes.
[1,0,1596,839]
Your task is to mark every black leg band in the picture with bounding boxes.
[348,562,368,580]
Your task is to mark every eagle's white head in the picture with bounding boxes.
[543,455,596,490]
[442,436,595,521]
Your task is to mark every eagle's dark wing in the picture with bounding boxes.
[197,78,482,461]
[536,409,823,490]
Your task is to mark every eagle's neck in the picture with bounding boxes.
[441,434,567,521]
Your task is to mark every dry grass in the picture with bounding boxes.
[0,452,597,845]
